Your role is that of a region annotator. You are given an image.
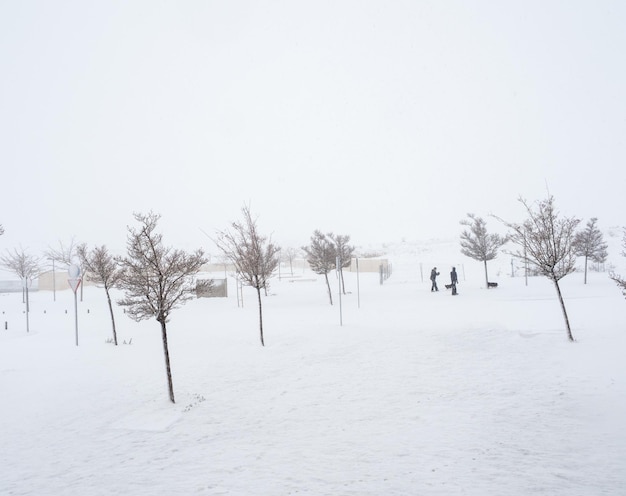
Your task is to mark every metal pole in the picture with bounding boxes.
[74,289,79,346]
[337,256,343,326]
[52,259,56,302]
[25,280,30,333]
[68,265,82,346]
[524,244,528,287]
[356,258,360,309]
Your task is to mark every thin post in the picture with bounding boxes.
[68,264,81,345]
[74,289,79,346]
[356,258,360,309]
[337,256,343,326]
[25,279,30,333]
[524,243,528,286]
[52,259,56,302]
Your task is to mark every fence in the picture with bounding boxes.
[347,258,389,273]
[0,280,34,293]
[379,262,393,284]
[196,278,228,298]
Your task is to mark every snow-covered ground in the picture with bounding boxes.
[1,241,625,495]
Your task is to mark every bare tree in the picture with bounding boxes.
[1,247,41,292]
[328,233,354,295]
[0,224,4,236]
[45,238,78,268]
[77,244,123,345]
[303,230,337,305]
[0,247,41,332]
[609,228,626,298]
[215,205,280,347]
[116,212,207,403]
[45,238,86,300]
[283,247,299,276]
[498,196,580,342]
[573,217,608,284]
[460,213,508,289]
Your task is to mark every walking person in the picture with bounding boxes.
[430,267,440,292]
[450,267,459,295]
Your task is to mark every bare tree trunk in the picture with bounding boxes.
[256,287,265,347]
[553,279,575,342]
[160,319,176,403]
[105,287,118,345]
[584,256,588,285]
[340,269,346,295]
[324,272,333,305]
[484,259,489,289]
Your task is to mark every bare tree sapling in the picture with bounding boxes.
[283,247,299,276]
[0,248,41,331]
[117,212,207,403]
[328,233,355,295]
[303,230,337,305]
[460,213,508,289]
[77,244,123,345]
[46,238,86,300]
[215,205,280,347]
[498,196,580,342]
[573,217,608,284]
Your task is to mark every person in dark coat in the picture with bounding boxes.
[430,267,440,292]
[450,267,459,295]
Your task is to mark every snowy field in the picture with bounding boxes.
[1,242,625,496]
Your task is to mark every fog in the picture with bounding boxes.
[1,1,625,265]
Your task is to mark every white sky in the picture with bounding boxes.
[1,1,625,261]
